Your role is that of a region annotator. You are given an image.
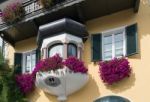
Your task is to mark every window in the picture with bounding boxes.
[67,43,77,57]
[23,51,36,73]
[0,37,3,52]
[94,95,130,102]
[48,44,63,57]
[91,24,138,61]
[102,29,126,60]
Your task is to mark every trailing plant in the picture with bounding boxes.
[1,2,25,24]
[15,54,88,94]
[63,56,88,74]
[99,57,131,85]
[38,0,66,9]
[15,74,35,94]
[32,54,63,75]
[33,54,88,74]
[38,0,53,9]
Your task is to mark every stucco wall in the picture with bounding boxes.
[15,37,37,52]
[7,0,150,102]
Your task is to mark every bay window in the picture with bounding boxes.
[67,43,77,57]
[48,44,63,57]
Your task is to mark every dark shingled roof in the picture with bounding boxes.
[37,18,88,47]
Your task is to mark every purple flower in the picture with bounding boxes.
[15,74,34,94]
[1,1,24,23]
[32,54,63,76]
[32,54,88,76]
[63,56,88,74]
[99,57,131,85]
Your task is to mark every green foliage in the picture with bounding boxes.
[0,51,28,102]
[0,80,3,95]
[0,50,4,67]
[0,70,28,102]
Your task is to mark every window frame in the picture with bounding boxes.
[22,50,36,73]
[102,27,126,60]
[67,43,77,57]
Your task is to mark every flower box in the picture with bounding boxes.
[1,2,25,24]
[35,67,88,101]
[33,55,89,101]
[99,57,131,85]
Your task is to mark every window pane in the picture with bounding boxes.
[104,44,112,52]
[26,55,31,72]
[68,44,77,57]
[115,49,123,57]
[31,53,36,60]
[104,51,112,60]
[31,53,36,70]
[115,42,123,49]
[115,33,123,42]
[104,35,112,44]
[0,37,3,47]
[49,44,63,57]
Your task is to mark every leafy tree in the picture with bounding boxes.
[0,50,28,102]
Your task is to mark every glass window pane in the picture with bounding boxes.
[49,44,63,57]
[104,35,112,44]
[31,53,36,60]
[104,51,112,60]
[0,37,3,48]
[115,33,123,42]
[104,44,112,52]
[26,55,31,72]
[115,42,123,49]
[68,44,77,57]
[115,49,123,57]
[31,53,36,70]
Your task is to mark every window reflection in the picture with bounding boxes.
[67,43,77,57]
[48,44,63,57]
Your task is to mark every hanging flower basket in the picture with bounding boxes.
[34,54,88,101]
[15,54,89,100]
[38,0,66,9]
[1,2,25,24]
[99,57,131,85]
[38,0,53,9]
[15,74,35,94]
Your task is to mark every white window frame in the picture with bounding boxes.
[102,26,126,60]
[22,50,36,73]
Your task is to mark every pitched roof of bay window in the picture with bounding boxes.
[37,18,88,47]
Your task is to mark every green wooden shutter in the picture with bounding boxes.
[126,23,138,56]
[14,53,22,74]
[91,34,102,61]
[36,48,41,63]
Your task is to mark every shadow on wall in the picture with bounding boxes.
[105,73,136,93]
[44,93,58,102]
[27,88,41,102]
[67,75,100,102]
[43,75,100,102]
